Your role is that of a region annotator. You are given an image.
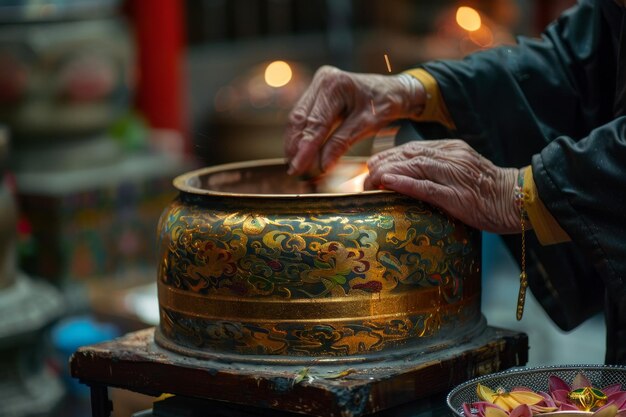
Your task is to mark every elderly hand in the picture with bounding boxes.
[285,65,426,177]
[365,140,522,234]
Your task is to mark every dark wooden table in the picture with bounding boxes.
[70,327,528,417]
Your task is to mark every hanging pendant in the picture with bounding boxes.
[516,271,528,321]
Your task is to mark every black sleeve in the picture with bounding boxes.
[532,117,626,299]
[421,0,617,167]
[411,0,626,345]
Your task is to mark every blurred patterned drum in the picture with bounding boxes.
[155,158,484,361]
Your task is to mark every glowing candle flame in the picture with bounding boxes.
[456,6,481,32]
[338,170,369,193]
[264,60,292,88]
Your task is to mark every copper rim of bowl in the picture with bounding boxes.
[173,157,394,199]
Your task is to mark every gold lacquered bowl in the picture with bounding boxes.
[155,158,484,362]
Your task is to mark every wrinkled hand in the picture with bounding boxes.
[365,140,521,234]
[285,65,425,177]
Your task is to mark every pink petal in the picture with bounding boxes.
[552,389,572,404]
[484,408,510,417]
[550,375,571,393]
[463,402,478,417]
[483,402,509,411]
[471,401,508,415]
[559,403,581,411]
[608,392,626,409]
[605,385,624,395]
[539,391,557,407]
[509,404,532,417]
[573,373,593,390]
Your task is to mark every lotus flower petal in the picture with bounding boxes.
[616,409,626,417]
[608,392,626,410]
[539,391,557,407]
[495,395,517,411]
[509,404,533,417]
[559,403,583,411]
[463,402,477,417]
[465,372,625,417]
[485,407,510,417]
[477,384,498,403]
[472,401,508,416]
[508,390,544,406]
[553,389,573,404]
[604,385,623,395]
[529,404,558,413]
[592,404,618,417]
[550,375,572,393]
[472,402,510,417]
[573,373,593,390]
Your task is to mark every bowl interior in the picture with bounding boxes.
[176,158,376,196]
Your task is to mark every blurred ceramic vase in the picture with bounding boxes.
[0,0,134,144]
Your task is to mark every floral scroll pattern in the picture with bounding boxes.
[159,196,479,300]
[157,193,482,356]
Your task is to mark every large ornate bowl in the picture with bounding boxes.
[155,158,484,362]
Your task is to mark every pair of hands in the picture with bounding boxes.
[284,66,521,234]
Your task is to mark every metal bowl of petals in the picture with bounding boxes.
[447,365,626,417]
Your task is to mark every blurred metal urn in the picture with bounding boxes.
[155,158,484,361]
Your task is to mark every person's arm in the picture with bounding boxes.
[414,0,617,166]
[393,0,622,344]
[531,117,626,289]
[402,68,456,131]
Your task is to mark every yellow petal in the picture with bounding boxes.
[509,390,544,405]
[485,407,509,417]
[477,384,497,402]
[498,395,521,411]
[593,404,617,417]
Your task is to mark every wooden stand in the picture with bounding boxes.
[70,327,528,417]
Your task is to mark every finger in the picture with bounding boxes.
[368,153,446,190]
[381,174,460,218]
[285,96,333,175]
[368,141,438,173]
[363,173,380,191]
[288,114,335,175]
[286,67,347,175]
[319,115,374,173]
[284,85,317,159]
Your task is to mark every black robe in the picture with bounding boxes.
[406,0,626,363]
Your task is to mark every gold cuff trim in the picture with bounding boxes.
[404,68,456,130]
[158,281,479,322]
[524,166,571,245]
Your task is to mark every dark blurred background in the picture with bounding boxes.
[0,1,598,416]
